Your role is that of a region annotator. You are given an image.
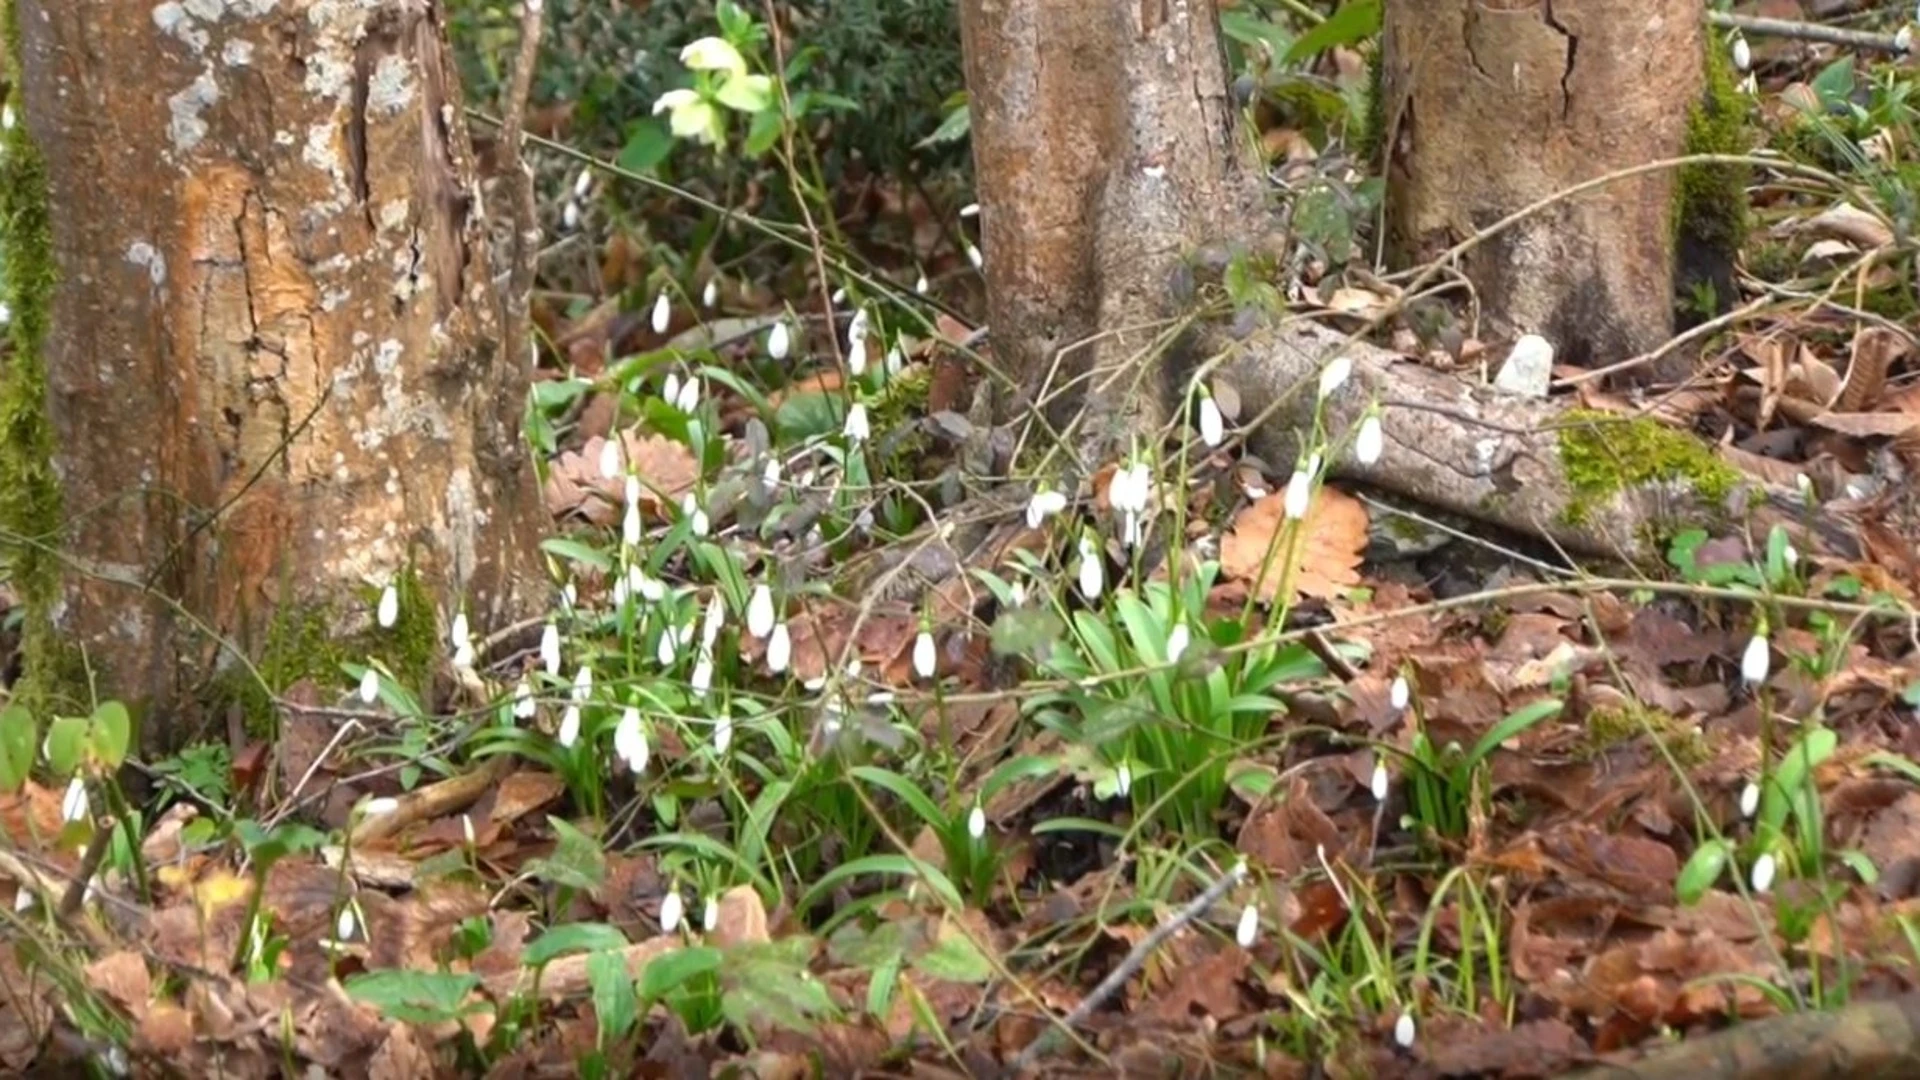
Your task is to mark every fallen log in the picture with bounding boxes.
[1559,993,1920,1080]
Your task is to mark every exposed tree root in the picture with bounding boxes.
[1561,993,1920,1079]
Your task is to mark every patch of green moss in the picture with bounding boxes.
[1583,701,1711,768]
[1674,32,1750,253]
[1557,409,1740,528]
[1358,43,1386,169]
[0,0,85,715]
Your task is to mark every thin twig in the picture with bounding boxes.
[1708,11,1915,55]
[1007,861,1248,1074]
[497,0,547,376]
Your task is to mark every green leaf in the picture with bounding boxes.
[524,923,630,968]
[911,920,993,983]
[1284,0,1381,64]
[617,119,675,174]
[0,704,36,792]
[588,949,639,1045]
[851,766,948,832]
[345,970,483,1025]
[797,854,964,914]
[91,701,131,769]
[540,538,612,573]
[1677,839,1731,904]
[639,946,723,1000]
[527,817,607,891]
[1808,57,1856,112]
[743,107,783,157]
[1462,698,1563,772]
[915,101,971,148]
[43,715,87,777]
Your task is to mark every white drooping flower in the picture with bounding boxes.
[60,777,88,823]
[746,583,776,639]
[959,202,980,218]
[659,891,684,934]
[1076,535,1104,601]
[1739,781,1761,819]
[885,345,904,375]
[1394,1011,1416,1048]
[599,436,622,479]
[767,321,790,360]
[558,704,581,748]
[651,290,671,334]
[1390,674,1410,710]
[362,796,399,818]
[1026,489,1068,529]
[1371,757,1390,803]
[376,584,398,629]
[572,169,593,199]
[1282,468,1313,520]
[1236,903,1259,948]
[913,629,937,680]
[513,677,537,720]
[1750,852,1777,894]
[358,667,380,705]
[562,201,581,231]
[679,36,746,77]
[712,712,733,752]
[830,287,846,308]
[1109,462,1153,514]
[1317,354,1353,400]
[701,590,728,649]
[1896,24,1913,55]
[1115,761,1132,798]
[680,492,709,537]
[914,271,929,295]
[673,375,701,413]
[703,895,720,932]
[691,650,715,696]
[571,664,594,702]
[843,402,870,443]
[450,611,475,670]
[622,499,642,549]
[702,278,719,308]
[1731,35,1751,73]
[967,804,987,840]
[847,308,871,364]
[1166,624,1191,664]
[1198,391,1225,447]
[630,568,666,604]
[763,456,783,488]
[965,242,983,270]
[539,622,561,676]
[336,904,358,942]
[614,706,649,774]
[766,622,792,674]
[1741,632,1771,685]
[1354,412,1384,465]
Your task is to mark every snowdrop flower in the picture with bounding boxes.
[691,650,715,696]
[1166,624,1191,664]
[1317,355,1352,400]
[1739,781,1761,819]
[885,344,904,375]
[1354,412,1383,465]
[1235,903,1259,948]
[1750,852,1777,894]
[1741,631,1771,686]
[1,106,12,131]
[1394,1011,1416,1048]
[1282,468,1313,520]
[358,667,380,704]
[1109,462,1153,514]
[336,904,358,942]
[1390,674,1410,710]
[762,456,782,488]
[571,664,594,702]
[657,623,682,667]
[562,202,581,231]
[702,278,718,308]
[462,814,476,848]
[60,777,88,823]
[767,321,790,360]
[376,584,398,629]
[1077,535,1104,601]
[622,499,642,548]
[1370,757,1390,802]
[1009,581,1028,607]
[679,36,746,77]
[659,891,684,934]
[700,591,728,650]
[712,711,732,752]
[1782,543,1799,569]
[843,401,870,443]
[959,202,980,218]
[1896,24,1913,54]
[913,628,937,679]
[539,623,561,676]
[847,308,871,354]
[680,492,709,537]
[675,375,700,413]
[1026,489,1067,529]
[1197,390,1225,447]
[766,622,792,674]
[746,584,776,639]
[703,895,719,932]
[614,706,649,774]
[450,611,475,670]
[965,242,983,270]
[1731,35,1751,73]
[630,568,665,604]
[13,889,31,913]
[651,290,671,334]
[830,287,846,307]
[513,677,537,720]
[598,436,622,479]
[572,169,593,199]
[1115,761,1132,797]
[362,797,400,818]
[967,805,987,840]
[557,704,581,748]
[914,271,929,295]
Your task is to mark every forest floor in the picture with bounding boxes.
[4,4,1920,1079]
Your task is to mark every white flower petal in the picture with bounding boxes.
[1317,355,1352,400]
[376,585,399,629]
[1283,469,1312,519]
[967,805,986,839]
[1394,1011,1416,1048]
[1235,903,1259,948]
[1739,781,1761,819]
[1741,633,1771,685]
[1166,624,1190,663]
[60,777,88,823]
[767,622,792,674]
[843,402,870,443]
[746,584,776,639]
[358,667,380,704]
[913,630,937,679]
[558,704,581,748]
[679,36,745,76]
[1354,413,1383,465]
[702,278,719,308]
[1390,675,1410,710]
[1750,852,1777,894]
[1198,394,1224,447]
[651,290,671,334]
[767,321,790,360]
[540,623,561,676]
[659,891,684,933]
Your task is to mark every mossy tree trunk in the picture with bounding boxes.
[956,0,1260,464]
[4,0,547,746]
[1378,0,1711,380]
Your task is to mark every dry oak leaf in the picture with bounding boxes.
[544,430,698,525]
[1220,486,1367,602]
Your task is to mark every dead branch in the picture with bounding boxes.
[1708,12,1914,56]
[1561,993,1920,1079]
[496,0,546,375]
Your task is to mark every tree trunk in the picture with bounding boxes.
[957,0,1257,463]
[3,0,546,745]
[1379,0,1706,379]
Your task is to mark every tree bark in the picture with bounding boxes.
[957,0,1258,464]
[1380,0,1705,379]
[6,0,546,743]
